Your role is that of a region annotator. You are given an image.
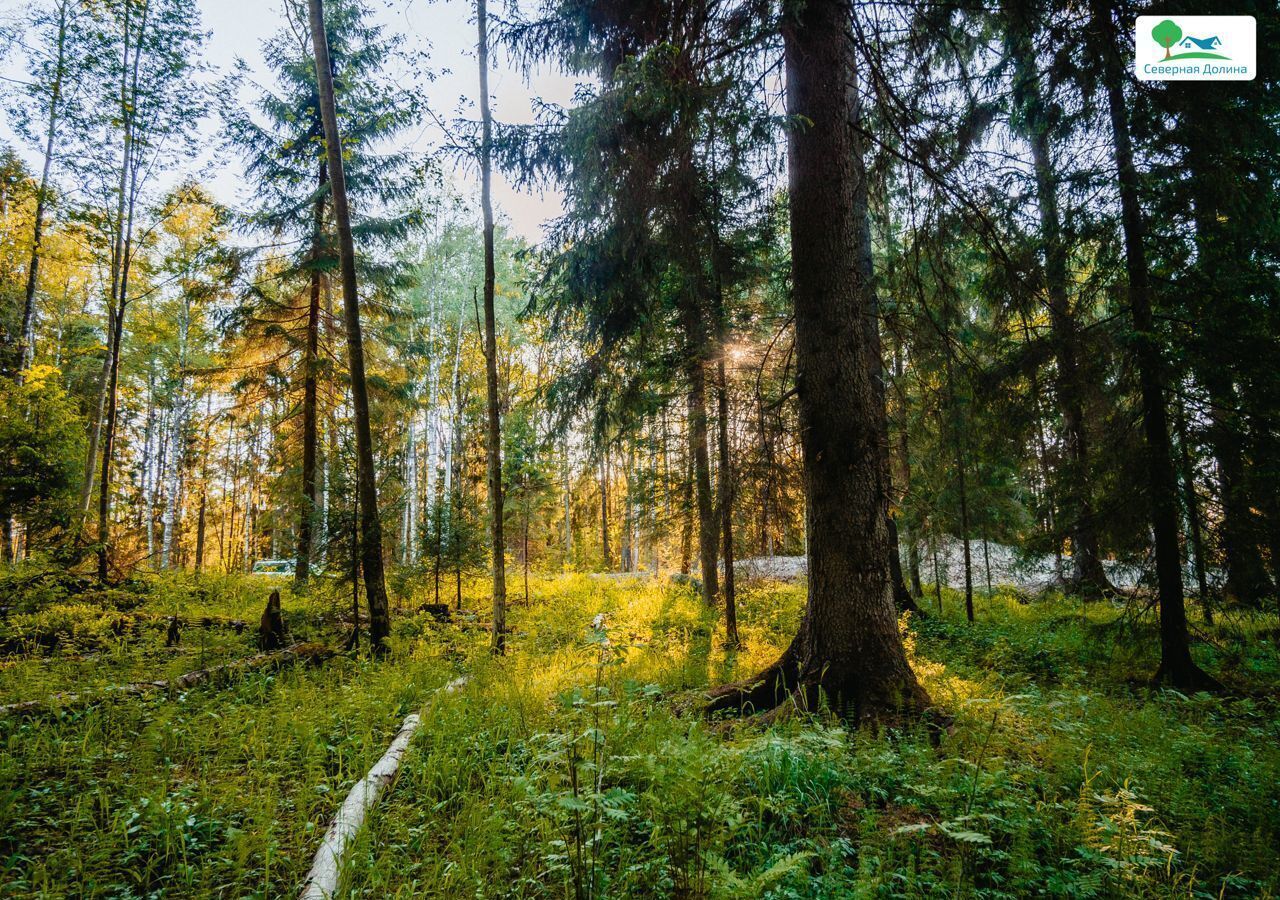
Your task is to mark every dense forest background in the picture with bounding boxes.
[0,0,1278,896]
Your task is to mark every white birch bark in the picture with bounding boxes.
[299,677,466,899]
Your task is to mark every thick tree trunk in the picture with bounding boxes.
[475,0,507,654]
[1091,0,1218,691]
[709,0,928,722]
[308,0,390,650]
[296,161,327,587]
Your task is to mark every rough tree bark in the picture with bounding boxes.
[708,0,929,722]
[307,0,391,650]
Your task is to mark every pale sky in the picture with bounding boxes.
[0,0,578,241]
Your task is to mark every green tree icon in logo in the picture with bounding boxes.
[1152,19,1182,59]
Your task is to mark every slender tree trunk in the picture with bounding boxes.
[161,298,191,570]
[1012,29,1110,595]
[475,0,507,653]
[685,317,720,607]
[620,451,633,572]
[945,350,974,623]
[97,292,129,581]
[717,359,740,648]
[599,450,611,568]
[296,161,327,587]
[679,436,693,575]
[15,1,70,379]
[563,436,573,566]
[308,0,390,650]
[1202,371,1272,604]
[1019,310,1064,578]
[1175,397,1211,623]
[932,539,943,613]
[908,538,923,598]
[709,0,928,721]
[79,310,112,525]
[982,534,993,596]
[195,489,207,574]
[142,370,157,560]
[97,0,148,582]
[1091,0,1217,691]
[884,347,918,613]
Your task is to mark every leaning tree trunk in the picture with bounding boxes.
[476,0,507,654]
[307,0,390,650]
[1090,0,1217,691]
[709,0,928,722]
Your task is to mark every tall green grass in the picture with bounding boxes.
[1,572,1276,897]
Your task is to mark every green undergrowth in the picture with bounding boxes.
[0,571,1276,898]
[0,569,335,703]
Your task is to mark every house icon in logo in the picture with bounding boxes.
[1180,35,1222,50]
[1152,20,1230,60]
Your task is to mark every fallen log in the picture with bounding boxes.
[0,642,332,720]
[300,676,466,899]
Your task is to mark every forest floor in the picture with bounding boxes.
[0,569,1277,898]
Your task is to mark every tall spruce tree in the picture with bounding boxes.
[225,0,419,588]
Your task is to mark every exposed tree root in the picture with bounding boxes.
[705,645,936,730]
[1153,658,1224,694]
